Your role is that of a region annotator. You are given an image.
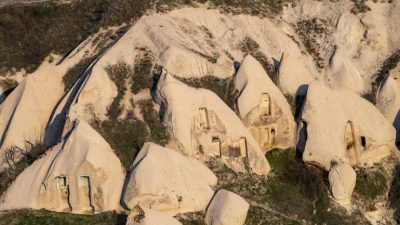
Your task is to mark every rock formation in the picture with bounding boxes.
[154,71,270,175]
[235,55,296,151]
[299,80,395,171]
[328,160,356,208]
[0,119,125,214]
[122,142,217,215]
[205,189,249,225]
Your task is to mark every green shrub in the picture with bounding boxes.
[0,78,18,91]
[92,116,149,170]
[139,99,170,146]
[354,167,388,200]
[105,62,133,120]
[131,49,154,94]
[176,76,238,109]
[63,56,96,92]
[208,148,370,224]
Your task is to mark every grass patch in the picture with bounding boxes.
[239,36,277,83]
[92,116,149,170]
[175,76,238,110]
[0,209,127,225]
[207,148,370,225]
[354,167,388,200]
[0,0,153,75]
[139,99,170,146]
[245,205,300,225]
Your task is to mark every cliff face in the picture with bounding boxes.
[0,1,400,224]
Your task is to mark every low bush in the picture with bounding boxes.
[131,49,155,94]
[105,62,132,120]
[354,167,388,200]
[0,78,18,92]
[139,99,170,146]
[0,141,46,197]
[207,148,370,224]
[92,116,149,170]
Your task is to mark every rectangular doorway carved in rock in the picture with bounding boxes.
[55,176,71,212]
[79,175,94,213]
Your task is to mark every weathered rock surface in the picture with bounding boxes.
[0,119,125,214]
[122,142,217,215]
[299,80,395,170]
[154,71,270,175]
[328,161,356,208]
[377,75,400,146]
[205,189,249,225]
[235,55,296,151]
[126,206,182,225]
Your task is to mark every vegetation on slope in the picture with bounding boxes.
[0,0,152,75]
[139,99,170,146]
[92,56,168,170]
[0,0,297,76]
[0,142,46,197]
[176,76,239,110]
[364,49,400,104]
[239,36,277,83]
[296,18,332,70]
[0,209,127,225]
[201,148,370,225]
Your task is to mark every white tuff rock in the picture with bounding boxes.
[122,142,217,215]
[0,119,125,214]
[235,55,296,151]
[154,71,271,175]
[205,189,249,225]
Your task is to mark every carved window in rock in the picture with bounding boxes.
[210,136,221,156]
[259,92,271,121]
[79,176,90,187]
[199,107,210,130]
[56,176,68,189]
[344,121,357,164]
[360,136,366,148]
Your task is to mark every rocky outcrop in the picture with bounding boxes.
[235,55,296,151]
[328,161,356,208]
[0,119,125,214]
[127,206,182,225]
[122,142,217,215]
[377,75,400,146]
[299,80,395,170]
[154,71,271,175]
[205,189,249,225]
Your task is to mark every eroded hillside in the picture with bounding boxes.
[0,0,400,225]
